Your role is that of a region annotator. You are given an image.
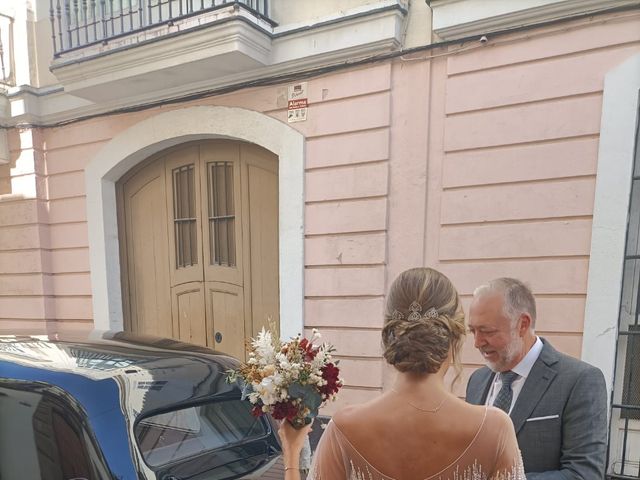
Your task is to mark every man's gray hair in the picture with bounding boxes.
[473,278,537,329]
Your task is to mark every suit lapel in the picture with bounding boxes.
[510,339,559,434]
[469,368,495,405]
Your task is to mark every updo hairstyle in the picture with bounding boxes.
[382,267,466,375]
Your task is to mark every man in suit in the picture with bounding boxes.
[465,278,608,480]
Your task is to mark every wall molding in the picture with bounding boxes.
[583,53,640,396]
[7,1,405,125]
[430,0,639,40]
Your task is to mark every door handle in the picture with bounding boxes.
[215,332,223,343]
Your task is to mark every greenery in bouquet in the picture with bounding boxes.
[226,328,343,428]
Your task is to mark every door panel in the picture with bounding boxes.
[122,161,172,337]
[200,142,244,287]
[172,283,206,346]
[165,145,204,287]
[119,140,279,358]
[244,155,279,337]
[205,282,245,358]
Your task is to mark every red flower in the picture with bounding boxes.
[299,338,318,361]
[251,405,264,417]
[272,401,299,421]
[319,363,341,397]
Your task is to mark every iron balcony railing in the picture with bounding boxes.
[49,0,271,57]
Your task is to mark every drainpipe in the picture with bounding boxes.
[0,87,9,165]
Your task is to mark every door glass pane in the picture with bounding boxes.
[208,162,236,267]
[172,164,197,268]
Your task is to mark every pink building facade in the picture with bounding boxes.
[1,1,640,475]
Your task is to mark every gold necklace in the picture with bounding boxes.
[391,388,449,413]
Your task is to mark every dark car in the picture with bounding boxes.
[0,331,281,480]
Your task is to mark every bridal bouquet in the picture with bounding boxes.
[226,328,343,428]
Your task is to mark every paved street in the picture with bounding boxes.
[259,457,285,479]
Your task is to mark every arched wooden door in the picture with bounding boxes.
[117,141,279,358]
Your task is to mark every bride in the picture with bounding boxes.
[279,267,525,480]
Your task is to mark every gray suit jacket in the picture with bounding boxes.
[466,339,607,480]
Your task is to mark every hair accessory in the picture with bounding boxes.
[392,303,439,322]
[407,301,423,321]
[425,307,439,319]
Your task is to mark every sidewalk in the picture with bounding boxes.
[259,457,285,479]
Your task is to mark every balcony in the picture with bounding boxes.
[48,0,276,102]
[49,0,271,55]
[38,0,409,109]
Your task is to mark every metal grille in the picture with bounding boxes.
[0,15,14,85]
[172,164,198,269]
[207,161,235,267]
[49,0,270,56]
[621,325,640,420]
[608,106,640,479]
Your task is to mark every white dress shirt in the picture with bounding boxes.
[485,337,544,414]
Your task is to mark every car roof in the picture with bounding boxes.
[0,330,243,418]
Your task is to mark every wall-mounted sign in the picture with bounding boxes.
[287,82,308,123]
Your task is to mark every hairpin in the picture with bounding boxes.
[392,302,439,321]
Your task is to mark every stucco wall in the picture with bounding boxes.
[1,10,639,411]
[428,14,640,394]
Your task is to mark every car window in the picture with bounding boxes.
[135,399,267,467]
[0,383,107,480]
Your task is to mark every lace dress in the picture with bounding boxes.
[308,407,525,480]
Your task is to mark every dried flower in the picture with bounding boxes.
[226,328,343,428]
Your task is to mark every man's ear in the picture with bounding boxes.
[519,313,532,335]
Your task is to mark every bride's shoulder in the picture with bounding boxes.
[331,401,378,433]
[485,406,511,421]
[449,400,509,430]
[332,404,362,426]
[450,396,490,417]
[483,406,514,431]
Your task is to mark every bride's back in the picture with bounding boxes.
[334,392,490,480]
[308,268,524,480]
[329,395,511,480]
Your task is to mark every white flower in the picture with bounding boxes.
[272,372,284,386]
[255,376,279,405]
[310,343,332,370]
[248,392,260,404]
[276,352,290,371]
[252,328,276,366]
[311,328,321,342]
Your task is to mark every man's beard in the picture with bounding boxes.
[487,333,524,372]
